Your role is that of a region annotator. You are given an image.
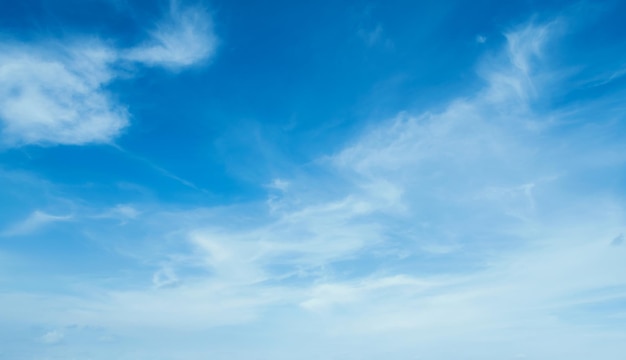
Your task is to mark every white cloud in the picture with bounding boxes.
[170,19,625,343]
[0,42,127,146]
[94,204,141,222]
[152,266,180,288]
[267,178,290,192]
[41,329,64,344]
[0,2,217,147]
[111,204,141,219]
[124,4,217,69]
[184,194,385,285]
[300,275,435,312]
[505,21,554,76]
[2,17,626,360]
[2,210,72,236]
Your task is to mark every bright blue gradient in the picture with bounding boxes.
[1,0,626,359]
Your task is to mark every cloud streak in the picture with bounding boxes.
[1,210,73,236]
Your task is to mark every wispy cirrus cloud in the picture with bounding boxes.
[0,2,216,148]
[1,15,626,360]
[1,210,73,236]
[124,2,217,69]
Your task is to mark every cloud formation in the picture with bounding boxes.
[0,3,216,147]
[1,14,625,360]
[125,3,217,69]
[0,43,125,146]
[41,330,64,345]
[1,210,72,236]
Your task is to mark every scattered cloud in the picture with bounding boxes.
[124,3,217,69]
[2,210,73,236]
[268,178,290,192]
[111,204,141,220]
[152,266,180,288]
[0,42,126,146]
[0,2,217,148]
[1,13,626,360]
[478,20,560,104]
[41,329,64,345]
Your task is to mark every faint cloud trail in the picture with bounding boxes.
[1,210,73,236]
[110,144,213,196]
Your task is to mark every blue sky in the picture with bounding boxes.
[1,0,626,358]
